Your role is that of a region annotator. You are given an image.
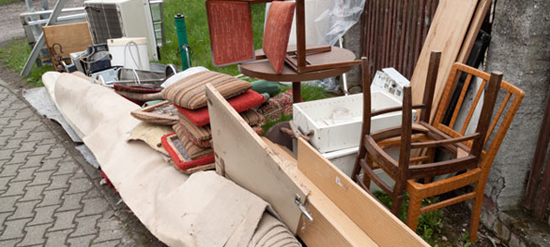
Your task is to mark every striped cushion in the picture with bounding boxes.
[161,71,252,109]
[174,122,263,149]
[177,130,214,160]
[175,89,265,127]
[173,122,211,148]
[178,109,265,142]
[161,133,214,172]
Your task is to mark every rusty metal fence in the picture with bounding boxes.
[360,0,440,80]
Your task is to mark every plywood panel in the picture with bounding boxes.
[43,22,93,70]
[263,138,378,247]
[297,138,429,247]
[206,84,308,233]
[409,0,478,121]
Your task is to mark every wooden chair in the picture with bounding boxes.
[235,0,360,103]
[405,64,524,242]
[350,51,503,219]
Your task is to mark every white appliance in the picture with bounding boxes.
[293,91,415,154]
[84,0,158,60]
[107,37,150,70]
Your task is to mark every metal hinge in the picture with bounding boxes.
[295,194,313,222]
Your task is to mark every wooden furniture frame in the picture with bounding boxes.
[406,65,524,242]
[351,52,503,218]
[235,0,360,103]
[206,84,429,246]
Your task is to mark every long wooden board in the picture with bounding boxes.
[410,0,478,121]
[263,138,378,247]
[206,84,309,233]
[297,138,429,247]
[43,22,93,70]
[457,0,492,63]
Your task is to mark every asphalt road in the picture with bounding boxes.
[0,0,86,43]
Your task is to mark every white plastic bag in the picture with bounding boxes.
[314,0,366,46]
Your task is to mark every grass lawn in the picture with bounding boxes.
[0,0,22,5]
[0,39,52,87]
[159,0,266,76]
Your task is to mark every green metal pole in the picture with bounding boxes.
[175,14,191,70]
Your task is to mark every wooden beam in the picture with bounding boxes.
[297,138,429,247]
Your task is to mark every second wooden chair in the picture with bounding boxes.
[351,51,502,218]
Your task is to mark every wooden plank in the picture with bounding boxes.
[409,0,478,121]
[297,138,429,247]
[457,0,492,63]
[206,84,309,233]
[524,86,550,210]
[263,139,379,247]
[42,22,93,70]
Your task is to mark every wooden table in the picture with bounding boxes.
[238,46,357,103]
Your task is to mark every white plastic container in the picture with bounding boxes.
[322,146,396,191]
[293,91,416,153]
[107,37,150,70]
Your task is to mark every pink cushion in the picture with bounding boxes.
[263,1,295,74]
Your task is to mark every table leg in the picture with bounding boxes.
[292,81,301,103]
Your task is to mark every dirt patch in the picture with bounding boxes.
[434,197,504,247]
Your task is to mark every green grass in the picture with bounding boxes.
[0,39,51,87]
[0,0,23,5]
[374,191,443,245]
[159,1,265,75]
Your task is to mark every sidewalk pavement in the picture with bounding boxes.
[0,79,164,246]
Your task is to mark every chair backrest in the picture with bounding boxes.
[432,62,524,171]
[393,62,502,180]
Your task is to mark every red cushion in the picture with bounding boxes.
[161,133,215,171]
[175,89,265,127]
[263,1,295,74]
[206,1,254,66]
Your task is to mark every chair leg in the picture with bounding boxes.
[351,146,367,182]
[362,157,375,190]
[423,148,436,183]
[391,194,403,215]
[390,180,407,215]
[362,169,371,190]
[406,192,423,232]
[470,184,485,242]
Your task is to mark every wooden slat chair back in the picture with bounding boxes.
[405,63,524,242]
[351,52,503,224]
